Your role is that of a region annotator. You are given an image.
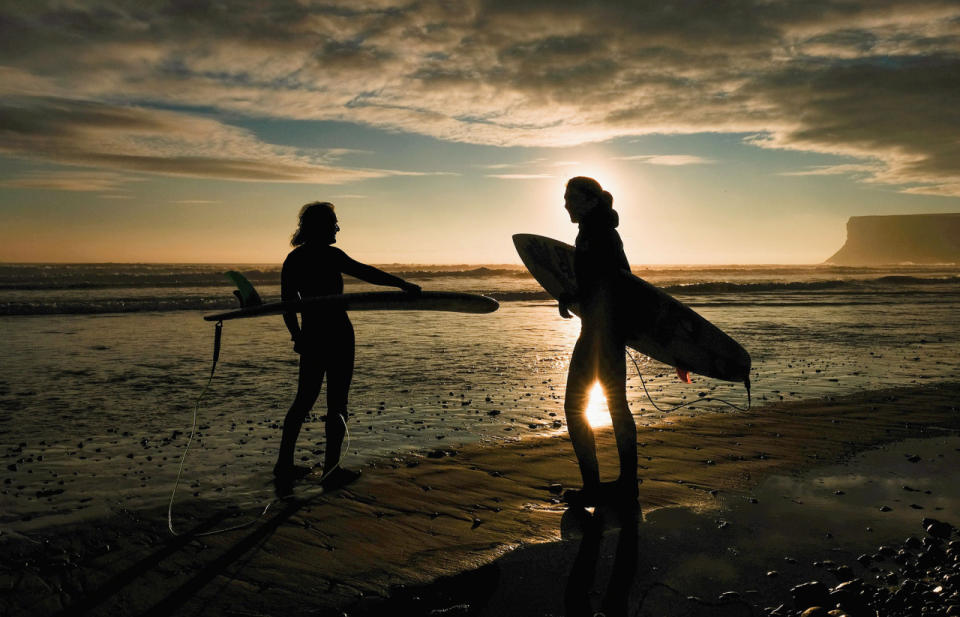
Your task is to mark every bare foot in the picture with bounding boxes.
[320,467,361,491]
[562,485,602,507]
[600,479,640,507]
[273,464,313,480]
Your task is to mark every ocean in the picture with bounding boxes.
[2,261,959,531]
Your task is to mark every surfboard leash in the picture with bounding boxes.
[626,350,751,413]
[167,321,351,538]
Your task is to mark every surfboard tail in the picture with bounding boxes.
[225,271,263,308]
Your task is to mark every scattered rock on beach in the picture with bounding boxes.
[759,517,960,617]
[791,581,829,610]
[923,517,953,538]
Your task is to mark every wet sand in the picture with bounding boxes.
[3,382,959,616]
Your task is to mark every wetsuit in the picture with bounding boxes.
[564,207,638,500]
[276,243,410,475]
[282,243,356,415]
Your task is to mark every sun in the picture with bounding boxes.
[566,155,626,203]
[585,381,611,428]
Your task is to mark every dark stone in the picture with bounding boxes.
[792,581,830,610]
[925,519,954,539]
[832,565,856,582]
[833,579,864,594]
[918,546,947,569]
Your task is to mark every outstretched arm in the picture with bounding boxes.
[338,251,421,293]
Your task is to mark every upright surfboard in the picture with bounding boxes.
[513,234,751,389]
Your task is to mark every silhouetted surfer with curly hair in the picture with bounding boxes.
[276,201,420,489]
[559,177,638,507]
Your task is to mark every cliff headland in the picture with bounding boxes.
[826,213,960,265]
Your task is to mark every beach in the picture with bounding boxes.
[2,263,960,615]
[4,1,960,613]
[3,382,959,616]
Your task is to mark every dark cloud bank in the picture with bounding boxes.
[1,0,958,194]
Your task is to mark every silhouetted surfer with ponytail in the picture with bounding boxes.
[276,201,420,489]
[559,177,639,507]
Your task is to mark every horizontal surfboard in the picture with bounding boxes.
[204,290,499,321]
[513,233,751,386]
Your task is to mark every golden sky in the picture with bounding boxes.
[2,1,959,263]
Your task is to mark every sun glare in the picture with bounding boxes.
[585,381,611,428]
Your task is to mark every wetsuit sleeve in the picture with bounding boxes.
[280,254,301,341]
[334,248,412,289]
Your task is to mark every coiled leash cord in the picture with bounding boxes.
[167,321,350,537]
[627,349,752,414]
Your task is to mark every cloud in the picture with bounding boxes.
[485,173,554,180]
[0,170,135,192]
[0,96,433,185]
[615,155,715,166]
[1,1,959,193]
[900,183,960,197]
[171,199,222,204]
[779,163,881,176]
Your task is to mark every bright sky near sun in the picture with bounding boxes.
[1,1,959,264]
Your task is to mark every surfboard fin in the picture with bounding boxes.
[744,376,751,408]
[224,271,263,308]
[676,368,692,383]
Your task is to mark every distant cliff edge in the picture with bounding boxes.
[826,213,960,265]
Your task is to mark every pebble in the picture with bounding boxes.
[761,518,960,617]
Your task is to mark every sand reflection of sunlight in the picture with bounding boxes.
[585,382,611,428]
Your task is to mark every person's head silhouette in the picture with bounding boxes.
[292,201,339,246]
[564,177,614,224]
